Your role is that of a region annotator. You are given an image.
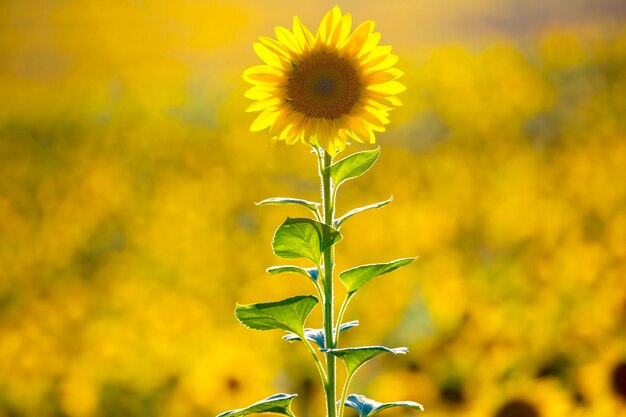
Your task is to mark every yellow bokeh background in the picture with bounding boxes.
[1,1,625,416]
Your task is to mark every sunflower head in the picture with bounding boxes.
[243,6,405,156]
[495,400,540,417]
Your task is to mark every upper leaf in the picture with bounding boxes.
[342,394,423,417]
[256,197,320,217]
[235,295,319,338]
[322,346,408,376]
[217,393,298,417]
[339,258,416,295]
[283,320,359,348]
[334,196,393,228]
[266,265,320,283]
[272,218,342,264]
[329,148,380,188]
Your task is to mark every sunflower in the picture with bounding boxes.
[243,6,405,155]
[462,376,580,417]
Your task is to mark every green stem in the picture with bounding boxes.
[334,294,353,347]
[320,149,337,417]
[312,263,324,302]
[337,372,356,417]
[303,337,328,386]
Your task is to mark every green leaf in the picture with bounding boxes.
[272,217,342,264]
[217,393,298,417]
[323,346,408,376]
[339,258,416,295]
[342,394,423,417]
[283,320,359,348]
[329,148,380,188]
[256,197,320,217]
[266,265,319,283]
[334,196,393,228]
[235,295,319,338]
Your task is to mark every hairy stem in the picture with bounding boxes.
[338,372,356,417]
[304,337,328,386]
[320,149,337,417]
[334,294,353,347]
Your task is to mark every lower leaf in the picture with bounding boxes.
[217,393,298,417]
[342,394,423,417]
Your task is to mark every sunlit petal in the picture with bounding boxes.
[243,7,404,154]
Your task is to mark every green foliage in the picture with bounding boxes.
[256,197,320,218]
[235,296,319,339]
[266,265,319,283]
[272,217,342,264]
[283,321,359,348]
[323,346,408,377]
[217,394,298,417]
[339,258,416,295]
[329,148,380,189]
[342,394,423,417]
[231,145,421,417]
[334,196,393,228]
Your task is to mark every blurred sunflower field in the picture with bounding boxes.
[1,1,626,416]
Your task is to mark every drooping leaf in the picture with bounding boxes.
[283,320,359,348]
[266,265,320,283]
[329,148,380,188]
[272,217,342,263]
[339,258,416,295]
[341,394,423,417]
[322,346,408,376]
[334,196,393,228]
[217,393,298,417]
[235,295,318,338]
[256,197,320,217]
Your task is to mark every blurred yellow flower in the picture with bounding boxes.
[243,6,405,155]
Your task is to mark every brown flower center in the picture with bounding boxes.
[287,51,361,119]
[495,400,539,417]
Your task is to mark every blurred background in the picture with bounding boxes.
[1,0,626,416]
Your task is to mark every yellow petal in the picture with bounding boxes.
[358,32,382,58]
[283,129,300,145]
[333,129,349,153]
[287,113,307,140]
[250,108,280,131]
[281,114,306,145]
[318,118,336,145]
[342,20,374,56]
[245,97,282,112]
[344,114,373,143]
[293,16,315,51]
[359,107,389,132]
[364,98,393,111]
[363,53,399,74]
[284,116,307,144]
[330,12,352,48]
[258,36,296,65]
[269,106,294,136]
[361,46,392,66]
[242,67,285,85]
[362,68,403,84]
[303,118,319,144]
[243,64,280,75]
[275,26,301,55]
[317,6,341,46]
[258,36,290,58]
[253,42,285,69]
[364,91,403,107]
[367,105,391,121]
[245,85,277,100]
[367,81,406,95]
